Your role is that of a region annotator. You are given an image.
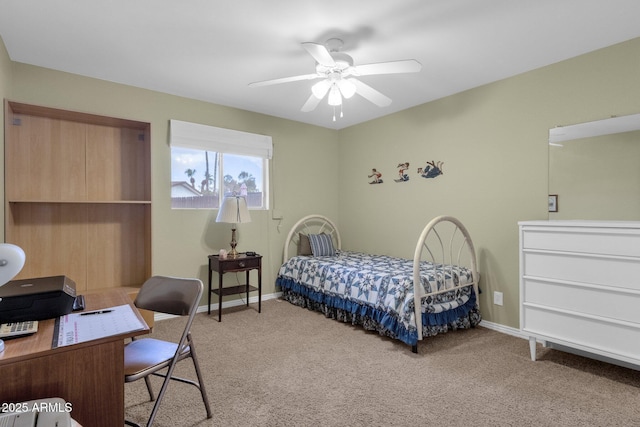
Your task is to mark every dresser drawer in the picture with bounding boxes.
[522,227,640,257]
[522,278,640,324]
[522,305,640,363]
[522,251,640,291]
[218,256,261,271]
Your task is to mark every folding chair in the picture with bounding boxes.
[124,276,212,427]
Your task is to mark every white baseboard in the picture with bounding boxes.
[153,291,283,322]
[478,319,526,339]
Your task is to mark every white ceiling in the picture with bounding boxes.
[1,0,640,130]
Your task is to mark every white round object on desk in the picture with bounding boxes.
[0,243,25,353]
[0,243,26,287]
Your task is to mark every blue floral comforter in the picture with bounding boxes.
[276,250,480,346]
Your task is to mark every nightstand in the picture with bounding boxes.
[207,253,262,321]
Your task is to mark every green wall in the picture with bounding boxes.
[338,37,640,328]
[2,40,340,298]
[2,34,640,329]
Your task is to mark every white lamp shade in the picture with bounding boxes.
[311,79,331,99]
[0,243,25,287]
[328,85,342,106]
[216,196,251,224]
[337,78,356,99]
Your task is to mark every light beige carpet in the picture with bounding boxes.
[125,299,640,427]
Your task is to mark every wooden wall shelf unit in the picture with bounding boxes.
[4,101,151,292]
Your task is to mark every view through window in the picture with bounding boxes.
[169,120,271,210]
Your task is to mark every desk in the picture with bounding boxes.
[0,288,149,427]
[208,254,262,321]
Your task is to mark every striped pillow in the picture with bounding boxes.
[308,233,336,257]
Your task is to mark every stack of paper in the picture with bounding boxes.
[54,304,145,348]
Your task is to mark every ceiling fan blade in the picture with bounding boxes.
[354,59,422,76]
[249,73,319,88]
[301,42,336,67]
[301,93,323,112]
[350,78,392,107]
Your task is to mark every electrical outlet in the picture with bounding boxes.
[493,291,504,306]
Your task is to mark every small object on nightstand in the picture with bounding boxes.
[245,251,256,256]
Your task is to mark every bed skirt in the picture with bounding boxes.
[276,277,481,346]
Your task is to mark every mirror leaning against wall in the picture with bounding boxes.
[548,113,640,221]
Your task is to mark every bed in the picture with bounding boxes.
[276,215,481,353]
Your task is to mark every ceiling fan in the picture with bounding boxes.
[249,38,422,120]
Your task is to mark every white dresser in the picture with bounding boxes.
[519,220,640,368]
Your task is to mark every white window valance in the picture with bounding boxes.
[169,119,273,159]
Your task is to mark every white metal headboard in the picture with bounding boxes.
[283,214,342,262]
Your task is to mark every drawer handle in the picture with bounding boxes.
[239,262,245,268]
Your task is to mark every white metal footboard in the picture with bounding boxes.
[412,216,479,341]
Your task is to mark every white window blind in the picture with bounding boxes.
[169,120,273,159]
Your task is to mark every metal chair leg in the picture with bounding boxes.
[188,336,212,418]
[144,376,155,401]
[145,350,184,427]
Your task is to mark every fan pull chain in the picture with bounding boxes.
[340,104,344,118]
[332,106,336,122]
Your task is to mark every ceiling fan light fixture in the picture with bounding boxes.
[337,78,356,99]
[328,85,342,106]
[311,79,331,99]
[249,39,420,119]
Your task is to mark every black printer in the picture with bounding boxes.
[0,275,76,323]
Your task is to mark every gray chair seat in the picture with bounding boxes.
[124,338,189,380]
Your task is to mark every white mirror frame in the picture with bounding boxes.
[549,113,640,144]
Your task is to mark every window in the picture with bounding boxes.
[169,120,272,210]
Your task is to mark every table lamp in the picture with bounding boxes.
[0,243,26,353]
[216,195,251,258]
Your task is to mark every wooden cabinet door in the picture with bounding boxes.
[86,125,150,201]
[6,115,86,201]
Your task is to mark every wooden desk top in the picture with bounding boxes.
[0,288,149,365]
